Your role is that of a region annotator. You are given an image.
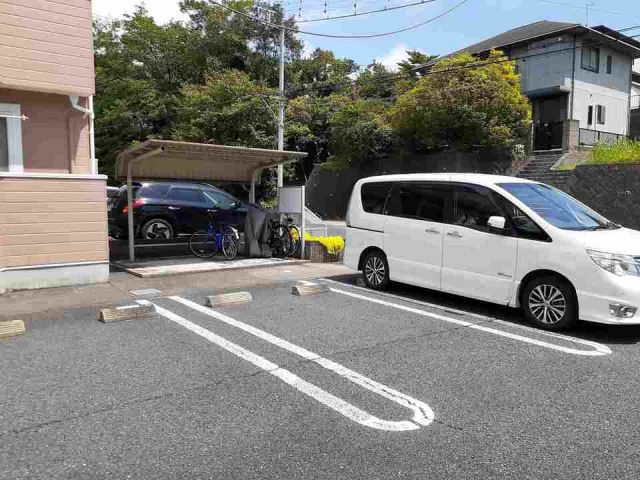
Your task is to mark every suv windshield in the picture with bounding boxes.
[497,182,619,231]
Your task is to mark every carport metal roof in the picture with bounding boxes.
[115,139,307,183]
[114,139,307,263]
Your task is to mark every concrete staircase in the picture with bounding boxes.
[516,151,573,190]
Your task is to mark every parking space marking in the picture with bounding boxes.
[141,299,434,431]
[330,288,612,357]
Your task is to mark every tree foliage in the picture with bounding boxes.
[94,3,531,193]
[390,51,531,150]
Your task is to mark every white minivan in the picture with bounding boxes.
[344,173,640,330]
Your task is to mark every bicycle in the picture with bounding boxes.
[189,210,239,260]
[268,219,293,258]
[282,216,302,258]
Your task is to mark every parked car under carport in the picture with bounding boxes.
[108,182,247,240]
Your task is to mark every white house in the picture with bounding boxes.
[425,21,640,151]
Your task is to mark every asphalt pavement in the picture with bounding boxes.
[2,275,640,479]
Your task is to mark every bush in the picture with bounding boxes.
[590,139,640,165]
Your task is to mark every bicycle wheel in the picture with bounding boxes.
[272,224,293,258]
[288,225,301,258]
[189,231,217,259]
[221,227,239,260]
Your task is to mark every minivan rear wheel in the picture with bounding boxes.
[522,275,577,331]
[362,251,390,290]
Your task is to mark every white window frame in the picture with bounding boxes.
[0,103,24,173]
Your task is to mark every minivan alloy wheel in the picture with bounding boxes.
[365,256,386,286]
[528,284,567,325]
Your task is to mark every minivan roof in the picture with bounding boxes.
[357,173,536,188]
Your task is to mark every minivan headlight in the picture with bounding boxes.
[587,250,640,277]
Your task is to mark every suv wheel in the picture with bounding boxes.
[140,219,174,241]
[522,275,578,330]
[362,250,390,290]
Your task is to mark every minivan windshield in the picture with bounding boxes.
[497,182,620,231]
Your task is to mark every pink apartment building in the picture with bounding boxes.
[0,0,108,290]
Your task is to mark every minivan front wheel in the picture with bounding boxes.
[522,276,577,330]
[362,251,390,290]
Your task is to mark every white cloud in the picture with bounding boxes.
[93,0,186,24]
[374,43,423,72]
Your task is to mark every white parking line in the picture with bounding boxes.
[140,299,434,432]
[328,288,612,357]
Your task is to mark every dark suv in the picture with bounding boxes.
[108,182,247,240]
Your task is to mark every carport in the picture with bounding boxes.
[115,139,307,262]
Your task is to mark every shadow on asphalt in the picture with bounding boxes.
[325,273,640,346]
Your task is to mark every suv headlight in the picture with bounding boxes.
[588,250,640,277]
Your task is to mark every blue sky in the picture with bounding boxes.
[94,0,640,69]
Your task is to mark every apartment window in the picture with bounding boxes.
[0,103,23,172]
[581,46,600,73]
[597,105,606,125]
[606,55,613,74]
[587,105,594,126]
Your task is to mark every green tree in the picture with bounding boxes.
[288,49,358,96]
[355,62,396,100]
[390,50,531,150]
[173,70,277,148]
[397,49,438,77]
[328,97,397,169]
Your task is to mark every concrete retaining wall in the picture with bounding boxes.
[567,163,640,230]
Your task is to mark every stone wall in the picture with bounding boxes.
[566,163,640,230]
[306,149,513,219]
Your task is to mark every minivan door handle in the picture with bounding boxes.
[424,228,440,234]
[168,206,181,211]
[447,231,463,239]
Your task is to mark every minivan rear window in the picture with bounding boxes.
[361,182,391,214]
[386,183,447,222]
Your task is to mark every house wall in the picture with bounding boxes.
[0,88,91,174]
[571,39,632,136]
[0,0,94,97]
[512,35,634,137]
[512,36,574,94]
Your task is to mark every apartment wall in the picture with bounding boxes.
[0,177,108,271]
[0,88,91,174]
[0,0,94,97]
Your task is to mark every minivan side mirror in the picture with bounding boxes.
[487,216,506,234]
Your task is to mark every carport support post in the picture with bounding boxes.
[127,164,135,263]
[124,147,163,263]
[300,185,306,259]
[250,170,258,204]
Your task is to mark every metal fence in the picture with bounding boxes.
[579,128,626,146]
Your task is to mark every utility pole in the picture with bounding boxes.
[256,3,285,188]
[277,23,285,188]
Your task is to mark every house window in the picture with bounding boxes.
[597,105,606,125]
[581,46,600,73]
[0,103,24,172]
[587,105,594,126]
[606,55,613,74]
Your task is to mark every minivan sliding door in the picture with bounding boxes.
[441,185,517,304]
[383,183,450,290]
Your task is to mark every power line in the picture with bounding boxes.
[288,0,438,23]
[210,0,470,38]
